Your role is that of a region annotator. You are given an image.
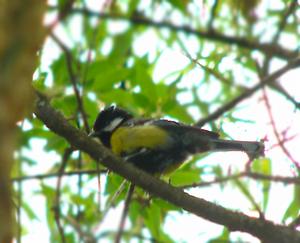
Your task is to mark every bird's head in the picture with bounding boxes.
[89,106,133,147]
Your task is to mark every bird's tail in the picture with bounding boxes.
[183,128,264,160]
[208,138,264,159]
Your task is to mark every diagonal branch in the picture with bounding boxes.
[50,32,90,133]
[33,91,300,243]
[273,0,298,44]
[195,57,300,127]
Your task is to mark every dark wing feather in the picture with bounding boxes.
[122,146,188,174]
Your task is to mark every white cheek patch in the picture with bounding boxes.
[103,117,124,132]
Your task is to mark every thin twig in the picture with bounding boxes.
[48,0,75,29]
[247,172,300,184]
[80,3,110,89]
[269,83,300,109]
[11,169,107,182]
[53,147,73,243]
[115,183,135,243]
[183,51,233,86]
[233,178,265,219]
[207,0,219,31]
[181,171,300,189]
[96,161,102,213]
[181,173,244,189]
[76,152,83,229]
[65,215,96,243]
[273,0,298,43]
[261,87,300,170]
[50,32,90,133]
[261,0,299,109]
[13,168,300,187]
[93,179,128,234]
[269,134,299,150]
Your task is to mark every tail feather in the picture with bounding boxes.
[180,126,264,160]
[209,139,264,159]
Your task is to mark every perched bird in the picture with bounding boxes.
[90,106,264,174]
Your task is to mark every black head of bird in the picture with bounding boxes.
[90,106,133,148]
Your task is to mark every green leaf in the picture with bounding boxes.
[132,92,152,109]
[43,133,68,153]
[39,184,57,235]
[144,202,161,238]
[52,95,77,117]
[51,55,69,86]
[88,58,130,92]
[152,198,180,212]
[83,96,100,124]
[170,170,201,186]
[252,158,272,211]
[144,202,174,242]
[131,56,157,102]
[22,202,39,220]
[18,155,37,166]
[104,173,126,195]
[166,104,194,123]
[128,0,140,14]
[128,200,143,224]
[99,89,134,106]
[104,173,128,208]
[167,0,187,12]
[252,158,272,175]
[32,72,48,90]
[283,185,300,222]
[209,228,230,243]
[212,165,223,178]
[110,30,133,58]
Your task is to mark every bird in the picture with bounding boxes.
[89,106,264,175]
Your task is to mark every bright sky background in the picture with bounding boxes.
[18,1,300,242]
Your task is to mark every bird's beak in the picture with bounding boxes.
[88,130,97,137]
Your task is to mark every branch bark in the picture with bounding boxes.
[34,92,300,243]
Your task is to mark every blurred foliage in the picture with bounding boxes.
[14,0,300,242]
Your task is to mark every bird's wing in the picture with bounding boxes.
[151,119,220,139]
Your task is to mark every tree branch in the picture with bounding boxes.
[33,91,300,243]
[47,6,298,60]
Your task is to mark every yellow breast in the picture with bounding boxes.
[110,125,169,155]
